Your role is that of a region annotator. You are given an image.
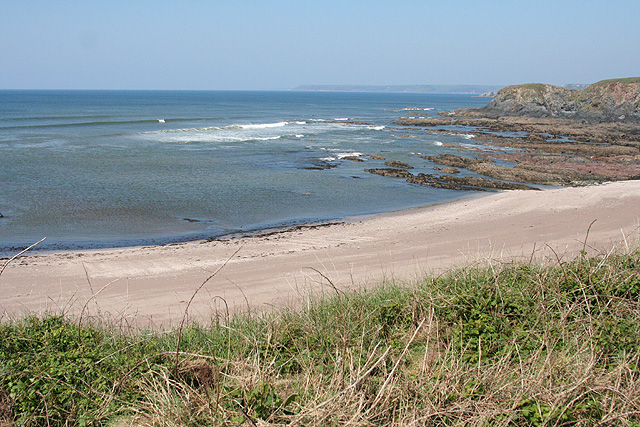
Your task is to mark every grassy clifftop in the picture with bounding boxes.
[592,77,640,86]
[479,78,640,122]
[1,250,639,426]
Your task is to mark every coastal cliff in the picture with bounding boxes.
[470,77,640,123]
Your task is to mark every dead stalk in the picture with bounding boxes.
[0,237,46,278]
[174,247,242,376]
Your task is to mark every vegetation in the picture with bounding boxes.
[511,83,552,91]
[1,249,639,426]
[592,77,640,86]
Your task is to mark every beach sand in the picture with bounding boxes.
[1,181,639,327]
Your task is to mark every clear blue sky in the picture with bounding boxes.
[2,0,638,90]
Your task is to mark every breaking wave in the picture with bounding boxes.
[239,121,289,130]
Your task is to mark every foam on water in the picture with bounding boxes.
[0,90,492,253]
[137,119,369,145]
[336,152,364,158]
[239,121,289,129]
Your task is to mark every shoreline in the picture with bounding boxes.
[0,193,481,258]
[1,181,639,327]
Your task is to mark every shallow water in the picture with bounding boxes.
[0,90,490,254]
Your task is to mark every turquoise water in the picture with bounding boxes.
[0,90,490,254]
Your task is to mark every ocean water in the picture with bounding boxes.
[0,90,490,254]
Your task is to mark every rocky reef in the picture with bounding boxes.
[392,116,640,186]
[364,166,539,191]
[385,78,640,189]
[465,77,640,123]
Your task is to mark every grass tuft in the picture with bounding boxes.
[1,250,639,426]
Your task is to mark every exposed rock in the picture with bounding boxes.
[393,111,640,185]
[365,165,537,191]
[466,78,640,123]
[384,160,413,169]
[383,79,640,190]
[306,161,338,170]
[420,154,485,169]
[424,153,600,185]
[406,175,485,191]
[326,120,370,125]
[407,173,538,191]
[394,115,640,150]
[368,154,386,160]
[436,167,460,174]
[365,168,414,178]
[343,156,365,162]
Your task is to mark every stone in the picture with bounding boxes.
[384,160,413,169]
[365,168,414,178]
[343,156,364,162]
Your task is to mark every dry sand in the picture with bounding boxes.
[1,181,639,327]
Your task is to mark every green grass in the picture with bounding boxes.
[1,250,639,426]
[592,77,640,86]
[512,83,551,91]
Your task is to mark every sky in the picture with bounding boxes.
[1,1,639,90]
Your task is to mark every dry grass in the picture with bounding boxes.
[1,247,639,426]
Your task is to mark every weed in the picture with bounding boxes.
[1,250,639,426]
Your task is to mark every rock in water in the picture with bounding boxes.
[384,160,413,169]
[365,168,414,178]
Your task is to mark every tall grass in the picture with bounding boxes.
[1,249,639,426]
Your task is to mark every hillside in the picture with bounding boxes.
[475,77,640,123]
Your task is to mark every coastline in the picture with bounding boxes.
[1,181,639,327]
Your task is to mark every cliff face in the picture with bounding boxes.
[476,78,640,123]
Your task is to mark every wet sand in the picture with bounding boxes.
[1,181,639,328]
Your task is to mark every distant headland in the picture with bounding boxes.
[291,84,503,95]
[467,77,640,123]
[291,83,596,96]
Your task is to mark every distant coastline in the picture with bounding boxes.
[292,84,503,94]
[292,83,590,95]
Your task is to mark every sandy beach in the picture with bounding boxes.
[1,181,639,327]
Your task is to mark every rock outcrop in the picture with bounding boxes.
[468,78,640,123]
[384,160,413,169]
[365,167,539,191]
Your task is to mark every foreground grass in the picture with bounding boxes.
[1,250,639,426]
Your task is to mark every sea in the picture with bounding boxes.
[0,90,491,255]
